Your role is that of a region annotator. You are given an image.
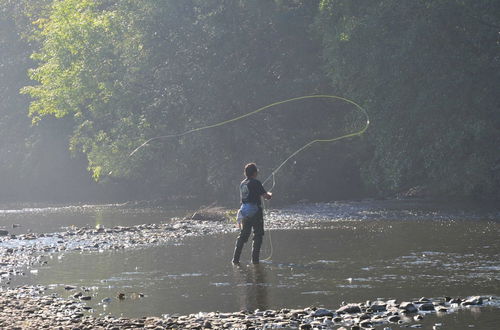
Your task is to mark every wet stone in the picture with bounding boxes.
[399,302,418,313]
[337,304,362,314]
[418,303,435,311]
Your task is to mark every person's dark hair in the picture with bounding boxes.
[244,163,258,178]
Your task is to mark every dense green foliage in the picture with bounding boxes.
[0,0,498,202]
[316,0,500,198]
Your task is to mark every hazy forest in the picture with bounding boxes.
[1,0,498,204]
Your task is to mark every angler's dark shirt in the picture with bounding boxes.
[240,178,266,206]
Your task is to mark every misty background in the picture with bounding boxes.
[0,0,498,205]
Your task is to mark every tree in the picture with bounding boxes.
[316,0,500,199]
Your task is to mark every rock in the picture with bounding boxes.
[461,296,483,306]
[414,315,424,321]
[80,296,92,301]
[447,297,462,304]
[203,320,212,328]
[399,302,418,313]
[359,320,373,328]
[418,303,435,311]
[388,315,400,323]
[370,301,387,312]
[0,230,8,236]
[336,304,362,314]
[358,313,371,320]
[65,285,77,291]
[299,324,312,330]
[436,306,448,313]
[310,308,334,317]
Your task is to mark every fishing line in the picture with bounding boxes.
[129,94,370,262]
[129,95,369,158]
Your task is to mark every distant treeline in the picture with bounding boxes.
[0,0,498,203]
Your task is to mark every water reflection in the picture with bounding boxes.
[233,264,268,312]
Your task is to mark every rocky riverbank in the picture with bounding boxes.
[0,285,497,329]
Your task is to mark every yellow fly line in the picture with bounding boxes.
[130,94,370,262]
[130,94,370,188]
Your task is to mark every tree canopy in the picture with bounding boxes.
[0,0,498,203]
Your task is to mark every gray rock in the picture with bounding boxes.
[310,308,334,317]
[359,313,371,320]
[0,230,8,236]
[418,303,435,311]
[359,320,373,328]
[336,304,362,314]
[436,306,448,313]
[370,301,387,312]
[388,315,400,323]
[461,296,482,306]
[399,302,418,313]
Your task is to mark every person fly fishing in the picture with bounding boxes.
[232,163,272,265]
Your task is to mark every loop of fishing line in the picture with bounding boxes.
[130,95,370,187]
[129,95,369,262]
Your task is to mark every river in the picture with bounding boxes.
[1,199,499,329]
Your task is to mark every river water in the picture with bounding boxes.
[2,200,499,329]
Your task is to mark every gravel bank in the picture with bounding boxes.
[0,286,497,329]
